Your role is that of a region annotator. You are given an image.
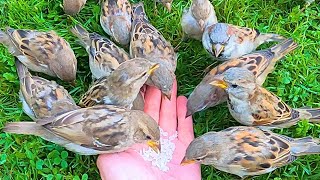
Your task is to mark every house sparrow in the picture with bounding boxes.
[130,2,177,99]
[202,23,285,60]
[0,27,77,82]
[186,38,298,116]
[181,0,217,40]
[4,105,160,155]
[210,67,320,129]
[15,60,79,120]
[181,126,320,178]
[70,24,130,80]
[79,58,159,109]
[100,0,132,46]
[63,0,87,15]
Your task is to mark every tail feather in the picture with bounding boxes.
[291,137,320,156]
[0,29,20,55]
[70,24,90,47]
[304,108,320,122]
[132,2,149,24]
[270,38,298,60]
[256,33,286,45]
[15,59,31,82]
[4,122,70,145]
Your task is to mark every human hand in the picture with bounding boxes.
[97,80,201,180]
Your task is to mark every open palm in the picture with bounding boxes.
[97,81,201,180]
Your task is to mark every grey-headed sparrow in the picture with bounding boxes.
[0,27,77,82]
[210,67,320,129]
[71,24,130,80]
[202,23,285,60]
[187,38,298,116]
[15,60,79,120]
[181,126,320,178]
[130,2,177,99]
[4,105,160,155]
[181,0,217,40]
[63,0,87,15]
[100,0,132,46]
[79,58,159,109]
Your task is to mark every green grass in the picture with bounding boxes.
[0,0,319,179]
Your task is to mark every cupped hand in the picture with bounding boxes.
[97,80,201,180]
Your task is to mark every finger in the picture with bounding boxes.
[177,96,195,145]
[144,85,162,123]
[159,80,177,135]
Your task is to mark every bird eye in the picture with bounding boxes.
[196,158,202,161]
[231,84,238,88]
[146,135,151,140]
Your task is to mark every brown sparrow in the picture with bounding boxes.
[130,2,177,99]
[15,60,79,120]
[79,58,159,109]
[210,67,320,129]
[4,105,160,155]
[203,23,285,60]
[70,24,130,80]
[187,38,298,116]
[0,27,77,82]
[181,126,320,178]
[63,0,87,15]
[181,0,218,40]
[100,0,132,46]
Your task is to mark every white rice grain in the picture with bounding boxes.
[139,128,178,172]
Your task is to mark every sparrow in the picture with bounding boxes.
[0,27,77,82]
[100,0,132,46]
[63,0,87,15]
[181,126,320,178]
[4,105,161,155]
[15,60,79,120]
[186,38,298,117]
[202,23,286,60]
[130,2,177,99]
[79,58,159,109]
[70,24,130,80]
[210,67,320,129]
[181,0,218,40]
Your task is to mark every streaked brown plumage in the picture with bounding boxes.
[4,105,160,155]
[210,67,320,129]
[187,38,298,116]
[79,58,159,109]
[15,60,79,120]
[182,126,320,178]
[71,24,130,80]
[0,27,77,82]
[130,2,177,99]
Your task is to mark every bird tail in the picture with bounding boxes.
[3,122,70,145]
[270,38,298,61]
[0,28,20,55]
[256,33,286,45]
[298,108,320,122]
[132,2,149,24]
[291,137,320,156]
[15,59,31,82]
[70,24,91,47]
[3,122,46,136]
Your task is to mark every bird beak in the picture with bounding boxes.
[180,157,196,165]
[147,64,160,75]
[163,2,172,12]
[212,44,224,57]
[209,79,228,89]
[147,140,161,153]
